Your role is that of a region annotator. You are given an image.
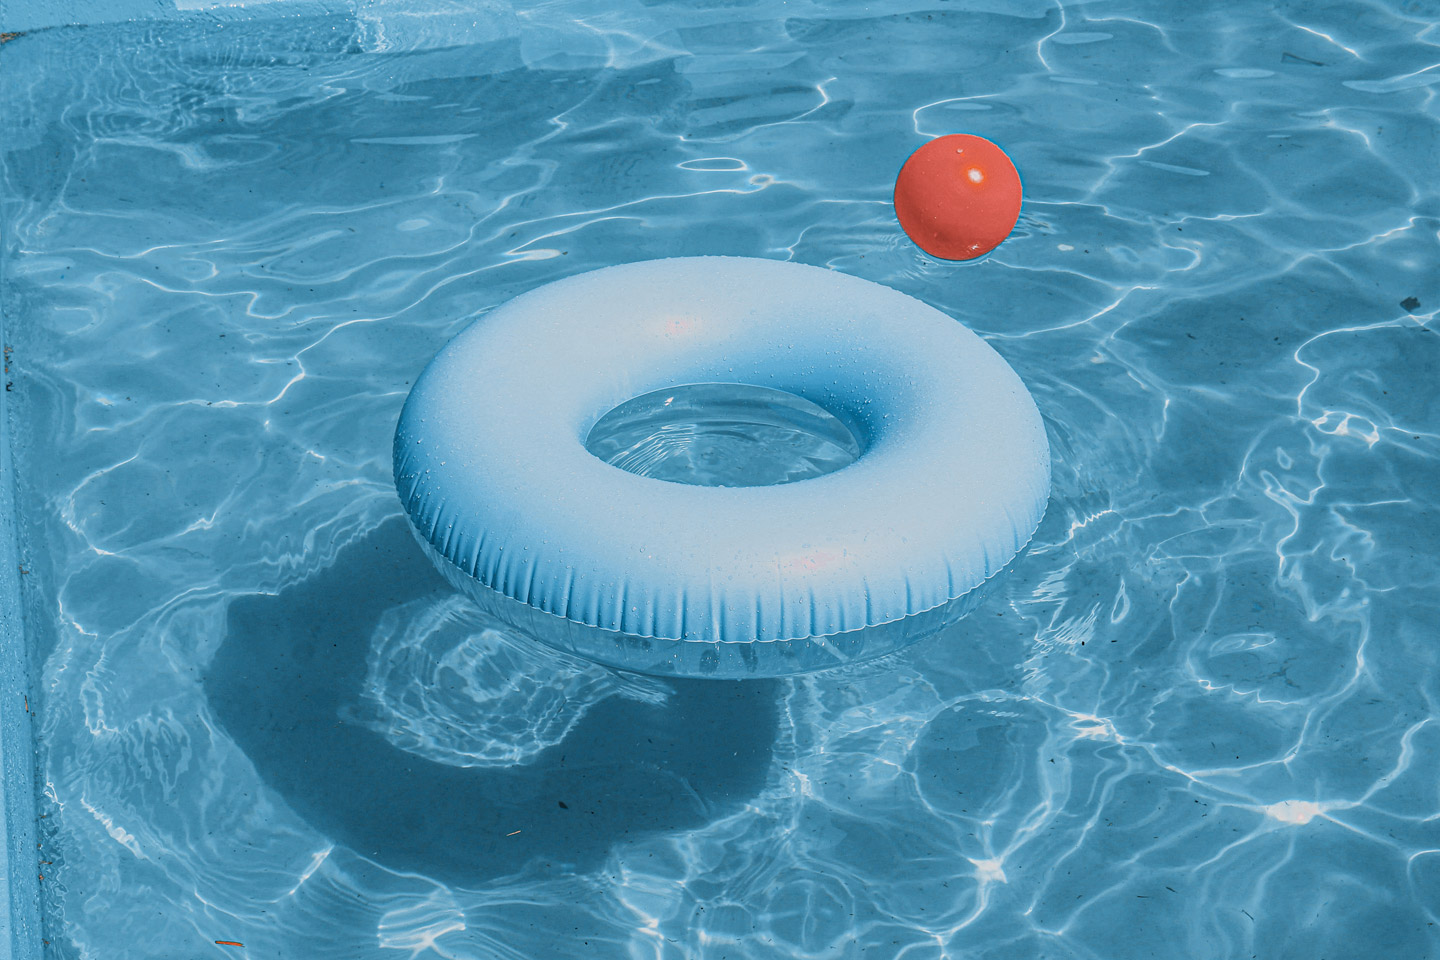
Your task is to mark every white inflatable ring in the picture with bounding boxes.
[394,257,1049,677]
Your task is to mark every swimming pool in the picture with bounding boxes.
[1,0,1437,956]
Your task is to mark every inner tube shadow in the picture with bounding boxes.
[205,517,779,887]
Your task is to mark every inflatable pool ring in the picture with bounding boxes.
[394,257,1049,678]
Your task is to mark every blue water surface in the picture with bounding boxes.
[2,1,1439,957]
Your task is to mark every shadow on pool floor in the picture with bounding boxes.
[206,517,780,887]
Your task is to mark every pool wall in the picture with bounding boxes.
[0,5,39,934]
[0,354,39,960]
[0,0,537,38]
[0,0,344,33]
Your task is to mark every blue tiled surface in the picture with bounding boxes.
[1,1,1438,957]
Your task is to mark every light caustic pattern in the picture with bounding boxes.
[1,0,1438,957]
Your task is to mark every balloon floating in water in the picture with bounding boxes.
[894,134,1022,261]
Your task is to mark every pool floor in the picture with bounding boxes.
[1,2,1439,957]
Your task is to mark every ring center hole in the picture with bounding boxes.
[585,383,862,487]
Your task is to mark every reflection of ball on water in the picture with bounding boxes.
[894,134,1022,261]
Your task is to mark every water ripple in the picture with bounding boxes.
[2,1,1438,958]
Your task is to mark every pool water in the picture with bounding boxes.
[584,383,865,488]
[2,1,1438,957]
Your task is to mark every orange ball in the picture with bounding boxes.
[894,134,1022,261]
